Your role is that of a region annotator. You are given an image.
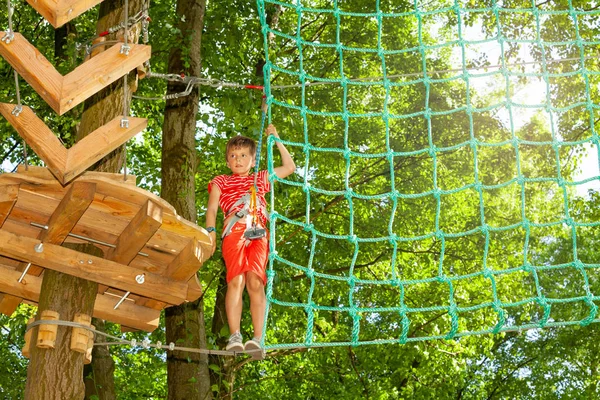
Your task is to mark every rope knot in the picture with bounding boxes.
[479,222,488,234]
[483,269,493,279]
[522,263,534,274]
[303,223,314,232]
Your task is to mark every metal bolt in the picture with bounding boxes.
[79,260,84,264]
[135,274,145,284]
[87,259,93,264]
[34,243,43,253]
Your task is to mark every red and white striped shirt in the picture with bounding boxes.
[209,170,271,224]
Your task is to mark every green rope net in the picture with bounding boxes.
[256,0,600,350]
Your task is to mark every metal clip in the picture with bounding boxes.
[120,117,129,128]
[11,105,22,117]
[120,44,131,55]
[1,31,14,44]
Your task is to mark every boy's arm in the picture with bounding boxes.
[266,124,296,179]
[206,184,221,256]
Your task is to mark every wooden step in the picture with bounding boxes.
[25,0,106,28]
[0,103,147,184]
[0,32,150,115]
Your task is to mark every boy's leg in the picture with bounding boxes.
[222,223,248,351]
[245,272,266,339]
[225,274,246,335]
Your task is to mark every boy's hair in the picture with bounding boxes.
[226,135,256,159]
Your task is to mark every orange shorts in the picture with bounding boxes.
[222,222,268,285]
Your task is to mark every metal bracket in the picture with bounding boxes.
[119,44,131,55]
[11,104,22,117]
[1,30,14,44]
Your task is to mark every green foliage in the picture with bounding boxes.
[0,0,600,398]
[0,304,35,400]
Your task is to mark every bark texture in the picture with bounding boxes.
[80,1,145,399]
[24,1,145,398]
[24,245,100,400]
[161,0,209,398]
[84,319,116,400]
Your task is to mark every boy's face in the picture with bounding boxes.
[226,146,255,176]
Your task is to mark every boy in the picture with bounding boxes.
[206,123,295,356]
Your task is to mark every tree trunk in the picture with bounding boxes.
[209,270,228,395]
[161,0,209,397]
[24,0,145,398]
[24,245,100,400]
[84,319,116,400]
[80,1,145,398]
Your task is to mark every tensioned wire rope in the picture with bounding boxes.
[256,0,600,351]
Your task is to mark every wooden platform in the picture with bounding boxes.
[0,32,150,115]
[25,0,105,28]
[0,166,212,332]
[0,103,147,185]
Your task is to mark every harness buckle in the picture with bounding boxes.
[244,226,266,240]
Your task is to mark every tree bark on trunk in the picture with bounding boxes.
[24,245,100,400]
[24,1,144,398]
[81,1,145,399]
[160,0,209,398]
[84,319,116,400]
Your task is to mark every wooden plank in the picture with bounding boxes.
[0,293,22,315]
[0,104,146,184]
[106,199,163,264]
[65,116,147,183]
[187,274,202,302]
[61,43,151,114]
[40,181,96,244]
[0,184,19,228]
[25,0,106,28]
[14,181,97,278]
[164,238,203,281]
[0,230,187,305]
[0,264,160,331]
[0,33,150,115]
[0,33,62,111]
[15,165,137,186]
[0,104,67,181]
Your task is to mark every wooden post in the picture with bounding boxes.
[84,325,95,365]
[22,317,34,358]
[70,313,92,353]
[37,310,60,349]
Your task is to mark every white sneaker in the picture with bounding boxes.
[244,338,265,360]
[226,332,243,352]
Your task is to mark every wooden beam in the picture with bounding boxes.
[187,274,202,302]
[0,104,147,184]
[65,117,147,183]
[61,42,150,114]
[0,230,186,305]
[106,199,163,264]
[0,104,67,180]
[15,165,137,186]
[0,264,160,331]
[15,180,97,277]
[0,293,22,315]
[0,33,62,111]
[40,181,96,244]
[0,33,151,115]
[0,184,19,228]
[25,0,106,28]
[164,238,203,281]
